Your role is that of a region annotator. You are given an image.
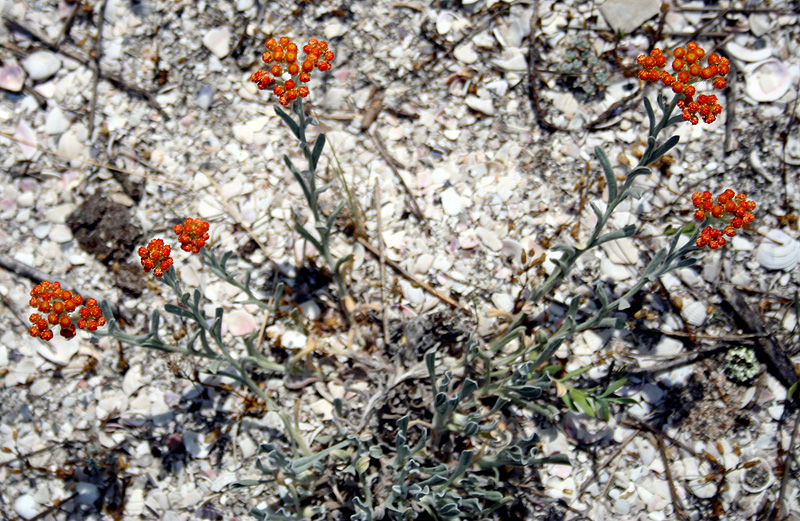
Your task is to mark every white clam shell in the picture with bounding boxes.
[756,229,800,271]
[725,41,773,63]
[744,59,791,102]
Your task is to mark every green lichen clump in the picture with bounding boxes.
[557,35,611,98]
[723,346,760,384]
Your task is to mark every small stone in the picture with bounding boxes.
[236,0,254,10]
[48,224,73,243]
[476,227,502,251]
[15,121,37,160]
[491,293,514,313]
[613,498,631,516]
[309,398,334,420]
[29,379,51,397]
[203,27,231,59]
[299,300,321,320]
[197,85,214,111]
[75,482,100,505]
[282,330,307,350]
[22,51,61,81]
[226,309,256,336]
[324,20,347,39]
[0,65,25,92]
[45,107,70,135]
[440,187,462,215]
[184,431,209,458]
[122,365,144,396]
[465,96,495,115]
[57,131,86,160]
[600,0,661,34]
[14,494,39,519]
[443,129,460,140]
[454,43,478,64]
[437,11,457,35]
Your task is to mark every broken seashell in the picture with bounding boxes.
[756,229,800,271]
[725,41,773,63]
[682,300,707,327]
[740,458,773,494]
[744,59,791,102]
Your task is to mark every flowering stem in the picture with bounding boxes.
[276,98,355,326]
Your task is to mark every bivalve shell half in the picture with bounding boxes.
[756,229,800,271]
[744,59,791,102]
[683,300,707,327]
[725,41,774,63]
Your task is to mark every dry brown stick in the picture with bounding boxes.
[88,0,108,138]
[54,1,81,48]
[374,184,391,346]
[3,15,168,121]
[720,285,799,393]
[355,236,471,316]
[368,130,431,234]
[652,431,689,521]
[771,410,800,521]
[622,417,698,458]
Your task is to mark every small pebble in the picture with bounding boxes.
[465,96,495,116]
[0,65,25,92]
[203,27,231,59]
[21,51,61,81]
[14,494,39,519]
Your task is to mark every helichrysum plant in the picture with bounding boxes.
[23,35,761,521]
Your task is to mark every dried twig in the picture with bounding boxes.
[652,431,689,521]
[374,184,391,346]
[355,236,471,315]
[574,428,639,503]
[771,410,800,520]
[368,130,431,234]
[88,0,109,137]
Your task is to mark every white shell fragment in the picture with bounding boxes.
[744,60,791,102]
[740,458,773,494]
[756,229,800,271]
[725,41,773,63]
[682,300,707,327]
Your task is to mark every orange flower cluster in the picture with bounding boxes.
[138,238,174,277]
[692,189,756,249]
[250,37,334,106]
[137,218,210,277]
[637,43,730,124]
[174,218,210,254]
[28,281,105,341]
